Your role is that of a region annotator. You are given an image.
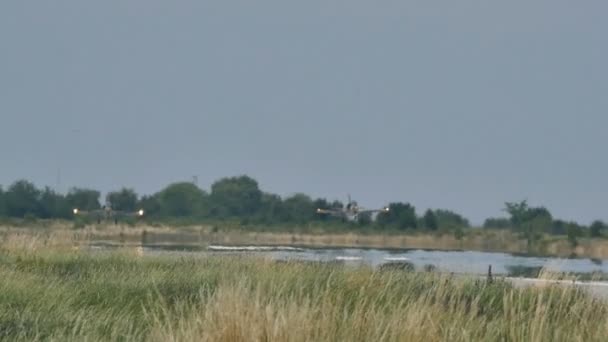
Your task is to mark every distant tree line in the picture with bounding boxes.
[0,177,606,238]
[483,200,608,245]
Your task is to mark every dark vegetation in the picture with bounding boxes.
[0,177,606,241]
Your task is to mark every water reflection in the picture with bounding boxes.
[591,258,603,266]
[504,265,543,278]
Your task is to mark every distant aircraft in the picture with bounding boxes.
[72,205,144,224]
[316,195,389,222]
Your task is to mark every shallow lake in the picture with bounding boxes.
[90,241,608,277]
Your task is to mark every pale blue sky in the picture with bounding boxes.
[1,1,606,224]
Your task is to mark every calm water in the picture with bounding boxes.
[91,241,608,276]
[206,245,608,275]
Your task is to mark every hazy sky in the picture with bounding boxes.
[1,1,606,225]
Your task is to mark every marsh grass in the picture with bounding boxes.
[0,232,607,341]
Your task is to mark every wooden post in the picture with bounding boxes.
[488,264,493,283]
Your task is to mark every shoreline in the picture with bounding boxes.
[3,223,608,259]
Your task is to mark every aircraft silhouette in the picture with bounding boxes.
[316,195,389,222]
[72,204,144,224]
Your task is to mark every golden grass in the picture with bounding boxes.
[145,262,608,342]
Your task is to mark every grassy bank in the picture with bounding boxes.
[0,231,606,341]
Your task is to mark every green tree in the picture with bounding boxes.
[158,182,207,217]
[504,201,553,238]
[521,215,552,247]
[106,188,138,212]
[434,209,470,229]
[376,202,417,230]
[210,175,262,218]
[504,200,530,228]
[312,198,330,212]
[525,207,553,224]
[590,220,607,238]
[483,217,512,229]
[5,180,41,218]
[550,220,568,235]
[281,193,315,224]
[567,223,584,247]
[254,193,284,224]
[423,209,438,230]
[137,195,161,218]
[66,188,101,211]
[330,200,344,209]
[312,198,337,223]
[357,212,372,226]
[38,187,70,219]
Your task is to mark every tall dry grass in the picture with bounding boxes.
[147,263,608,342]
